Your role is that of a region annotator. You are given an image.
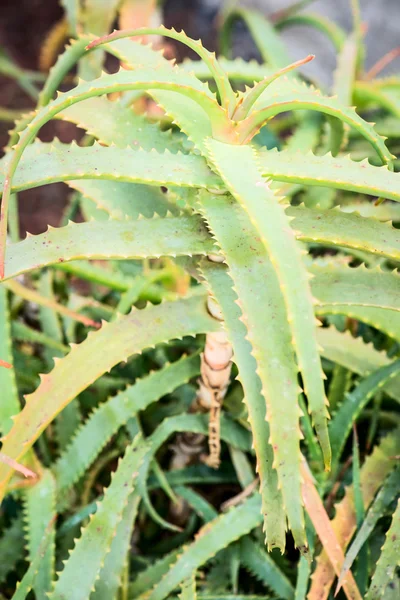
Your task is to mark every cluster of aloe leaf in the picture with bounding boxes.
[0,0,400,598]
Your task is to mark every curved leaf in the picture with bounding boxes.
[259,149,400,202]
[0,287,19,435]
[311,264,400,313]
[287,205,400,261]
[240,537,294,599]
[309,428,400,600]
[23,469,56,600]
[68,179,180,220]
[316,304,400,342]
[242,84,393,165]
[200,260,286,551]
[329,360,400,470]
[91,491,141,600]
[365,499,400,600]
[0,142,223,195]
[144,495,262,600]
[54,354,201,496]
[205,140,330,473]
[198,192,306,550]
[338,466,400,589]
[49,435,148,600]
[87,26,236,113]
[317,327,400,403]
[59,96,185,151]
[4,215,216,281]
[0,294,219,502]
[276,13,345,52]
[220,8,292,68]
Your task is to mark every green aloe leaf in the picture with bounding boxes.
[276,13,345,52]
[365,499,400,600]
[23,470,56,600]
[338,466,400,590]
[49,434,148,600]
[54,354,201,497]
[200,259,286,552]
[259,149,400,202]
[4,215,216,281]
[329,360,400,470]
[0,286,19,435]
[310,264,400,313]
[287,205,400,261]
[205,140,330,473]
[240,537,294,599]
[143,495,262,600]
[0,518,25,585]
[59,96,184,151]
[245,83,393,165]
[220,8,292,68]
[309,428,400,599]
[68,179,180,220]
[91,490,141,599]
[317,327,400,404]
[0,294,219,502]
[198,192,305,550]
[0,141,223,195]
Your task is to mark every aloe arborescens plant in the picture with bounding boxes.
[0,7,400,599]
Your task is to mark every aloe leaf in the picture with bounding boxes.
[181,57,275,85]
[143,495,262,600]
[354,82,400,119]
[87,26,236,114]
[316,305,400,343]
[0,142,223,195]
[198,191,306,548]
[339,466,400,590]
[330,360,400,471]
[0,517,25,585]
[23,469,56,599]
[333,36,358,107]
[200,259,286,551]
[60,0,79,35]
[301,460,363,600]
[136,413,251,531]
[11,519,54,600]
[317,327,400,403]
[309,428,400,600]
[54,353,201,497]
[276,13,346,52]
[220,8,292,68]
[4,215,216,281]
[310,264,400,313]
[49,434,148,600]
[243,87,393,165]
[0,286,19,435]
[240,537,294,599]
[366,499,400,600]
[287,205,400,261]
[205,141,330,472]
[179,573,197,600]
[129,549,180,597]
[0,66,231,276]
[174,485,218,523]
[259,149,400,202]
[0,294,219,501]
[68,180,179,220]
[79,0,121,79]
[91,490,141,599]
[59,96,184,151]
